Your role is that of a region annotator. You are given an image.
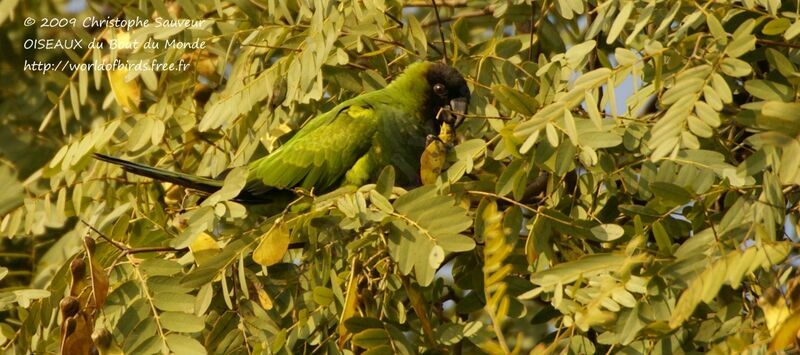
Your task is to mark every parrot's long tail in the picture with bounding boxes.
[93,153,223,194]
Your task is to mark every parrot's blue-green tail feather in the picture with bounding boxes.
[93,153,293,205]
[93,153,223,194]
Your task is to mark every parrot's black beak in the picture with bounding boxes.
[435,97,469,128]
[449,97,468,127]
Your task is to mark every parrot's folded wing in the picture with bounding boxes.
[244,103,379,195]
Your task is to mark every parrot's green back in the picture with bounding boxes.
[242,62,436,197]
[94,61,470,204]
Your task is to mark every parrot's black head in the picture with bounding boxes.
[422,62,470,127]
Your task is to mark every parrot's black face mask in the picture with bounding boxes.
[423,63,471,129]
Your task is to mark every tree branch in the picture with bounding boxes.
[422,7,494,27]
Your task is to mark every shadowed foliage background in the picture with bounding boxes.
[2,0,800,353]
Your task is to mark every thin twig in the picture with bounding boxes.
[124,246,184,255]
[430,0,449,64]
[384,11,404,28]
[406,1,468,7]
[422,8,493,27]
[757,39,800,49]
[401,275,441,350]
[80,219,127,252]
[440,109,512,121]
[466,190,537,213]
[528,3,536,61]
[240,44,301,51]
[81,219,186,256]
[288,241,306,249]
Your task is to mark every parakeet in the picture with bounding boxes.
[94,61,470,203]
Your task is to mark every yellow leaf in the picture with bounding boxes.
[107,68,140,111]
[252,222,290,266]
[189,232,221,267]
[760,288,793,336]
[770,310,800,351]
[420,125,450,185]
[438,122,454,145]
[256,287,273,310]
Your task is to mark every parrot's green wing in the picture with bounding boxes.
[244,103,379,196]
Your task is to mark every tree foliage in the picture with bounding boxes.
[2,0,800,353]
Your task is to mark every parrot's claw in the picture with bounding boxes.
[425,134,443,145]
[292,187,315,198]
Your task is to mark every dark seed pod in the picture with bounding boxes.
[59,296,81,319]
[83,237,96,254]
[92,328,112,349]
[63,317,77,336]
[70,258,86,281]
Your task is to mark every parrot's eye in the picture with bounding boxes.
[433,83,447,96]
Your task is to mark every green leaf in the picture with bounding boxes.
[688,115,713,138]
[785,20,800,40]
[181,236,254,288]
[153,293,196,313]
[607,2,633,44]
[652,221,673,256]
[363,346,394,355]
[615,47,638,66]
[494,37,522,58]
[720,57,752,77]
[428,245,445,268]
[584,90,604,129]
[649,182,693,205]
[531,253,646,289]
[590,224,625,241]
[369,189,393,213]
[765,48,797,78]
[139,259,182,276]
[407,14,427,53]
[160,312,206,333]
[352,328,390,349]
[762,101,800,123]
[312,286,334,306]
[669,242,791,328]
[388,186,472,286]
[565,40,596,69]
[126,117,155,152]
[662,77,703,105]
[580,132,622,149]
[744,80,793,101]
[375,166,395,197]
[496,159,527,197]
[706,13,726,42]
[694,101,720,127]
[202,166,248,206]
[725,34,756,57]
[12,289,50,308]
[172,206,215,249]
[344,317,385,333]
[711,73,733,103]
[616,306,646,345]
[166,334,206,354]
[762,18,790,35]
[436,234,477,252]
[492,84,537,116]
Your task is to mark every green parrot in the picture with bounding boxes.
[94,61,470,203]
